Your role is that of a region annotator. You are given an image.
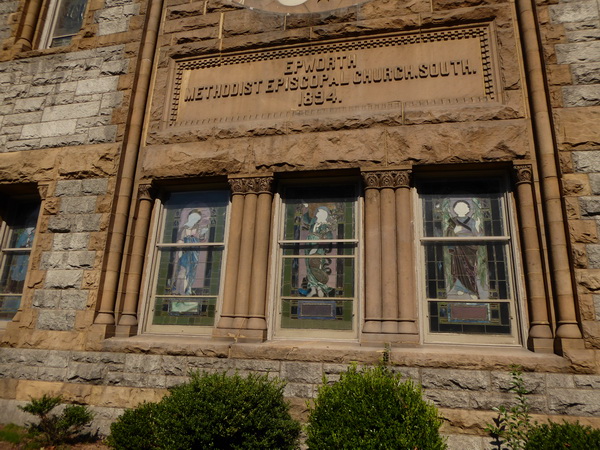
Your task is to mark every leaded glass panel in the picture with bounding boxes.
[151,191,228,328]
[420,178,516,338]
[279,185,357,331]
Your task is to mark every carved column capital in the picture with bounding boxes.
[137,183,155,201]
[229,176,275,195]
[513,164,533,185]
[362,170,411,190]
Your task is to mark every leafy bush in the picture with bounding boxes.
[108,371,301,450]
[18,394,94,446]
[306,364,446,449]
[525,421,600,450]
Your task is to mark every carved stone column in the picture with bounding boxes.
[247,177,274,333]
[362,173,383,334]
[214,176,274,342]
[216,180,246,331]
[379,174,399,334]
[361,169,418,343]
[395,171,418,337]
[513,164,554,352]
[116,184,154,337]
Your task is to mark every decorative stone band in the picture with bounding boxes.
[229,176,275,195]
[137,183,155,201]
[362,170,411,190]
[513,163,533,185]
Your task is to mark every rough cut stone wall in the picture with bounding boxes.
[0,346,600,447]
[0,0,19,42]
[541,0,600,349]
[0,46,127,152]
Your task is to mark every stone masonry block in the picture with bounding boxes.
[21,119,77,139]
[548,389,600,415]
[281,361,322,384]
[556,41,600,65]
[60,290,89,310]
[44,270,83,289]
[55,180,83,196]
[550,1,599,24]
[88,125,117,143]
[573,374,600,389]
[71,351,126,367]
[75,77,119,96]
[284,382,316,399]
[421,369,489,391]
[67,361,107,383]
[594,294,600,320]
[82,178,109,195]
[233,359,280,373]
[572,63,600,85]
[563,85,600,107]
[586,244,600,268]
[423,389,470,409]
[41,250,96,270]
[14,97,46,113]
[573,151,600,173]
[53,232,90,250]
[490,371,545,394]
[74,214,102,232]
[124,354,165,375]
[3,111,43,126]
[41,101,101,122]
[32,290,61,309]
[580,197,600,217]
[547,373,575,390]
[60,196,97,214]
[37,310,77,330]
[160,356,188,377]
[589,174,600,195]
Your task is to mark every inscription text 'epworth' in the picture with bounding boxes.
[170,27,495,126]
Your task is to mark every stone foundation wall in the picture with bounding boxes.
[0,0,19,42]
[1,345,600,447]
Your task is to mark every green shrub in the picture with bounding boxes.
[306,364,446,450]
[525,421,600,450]
[108,371,301,450]
[18,394,94,446]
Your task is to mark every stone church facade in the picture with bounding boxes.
[0,0,599,446]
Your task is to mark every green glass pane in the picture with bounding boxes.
[421,180,504,238]
[282,186,356,241]
[0,295,21,321]
[281,299,352,330]
[155,247,223,296]
[429,301,511,334]
[281,257,354,298]
[162,191,228,244]
[152,297,216,327]
[424,243,509,300]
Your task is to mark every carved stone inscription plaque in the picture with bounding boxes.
[170,27,495,127]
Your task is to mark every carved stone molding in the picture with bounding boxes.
[362,170,411,190]
[229,176,275,195]
[514,164,533,185]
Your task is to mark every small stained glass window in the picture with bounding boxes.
[0,202,39,323]
[420,179,517,339]
[149,191,228,329]
[278,185,358,332]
